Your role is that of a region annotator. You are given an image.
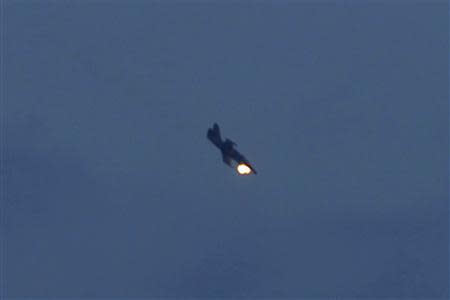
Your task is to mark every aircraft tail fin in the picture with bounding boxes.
[207,123,223,148]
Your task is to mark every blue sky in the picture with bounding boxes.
[3,0,449,298]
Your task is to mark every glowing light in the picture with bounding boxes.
[237,164,252,175]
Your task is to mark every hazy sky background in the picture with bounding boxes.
[3,0,449,298]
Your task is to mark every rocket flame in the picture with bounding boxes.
[237,164,252,175]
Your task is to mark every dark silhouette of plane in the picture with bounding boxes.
[207,123,257,175]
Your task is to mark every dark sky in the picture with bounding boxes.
[3,0,449,298]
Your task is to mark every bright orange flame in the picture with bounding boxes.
[237,164,252,175]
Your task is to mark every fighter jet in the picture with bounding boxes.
[207,123,257,175]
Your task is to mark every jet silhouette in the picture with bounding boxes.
[207,123,257,174]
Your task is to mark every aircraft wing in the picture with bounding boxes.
[222,153,232,166]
